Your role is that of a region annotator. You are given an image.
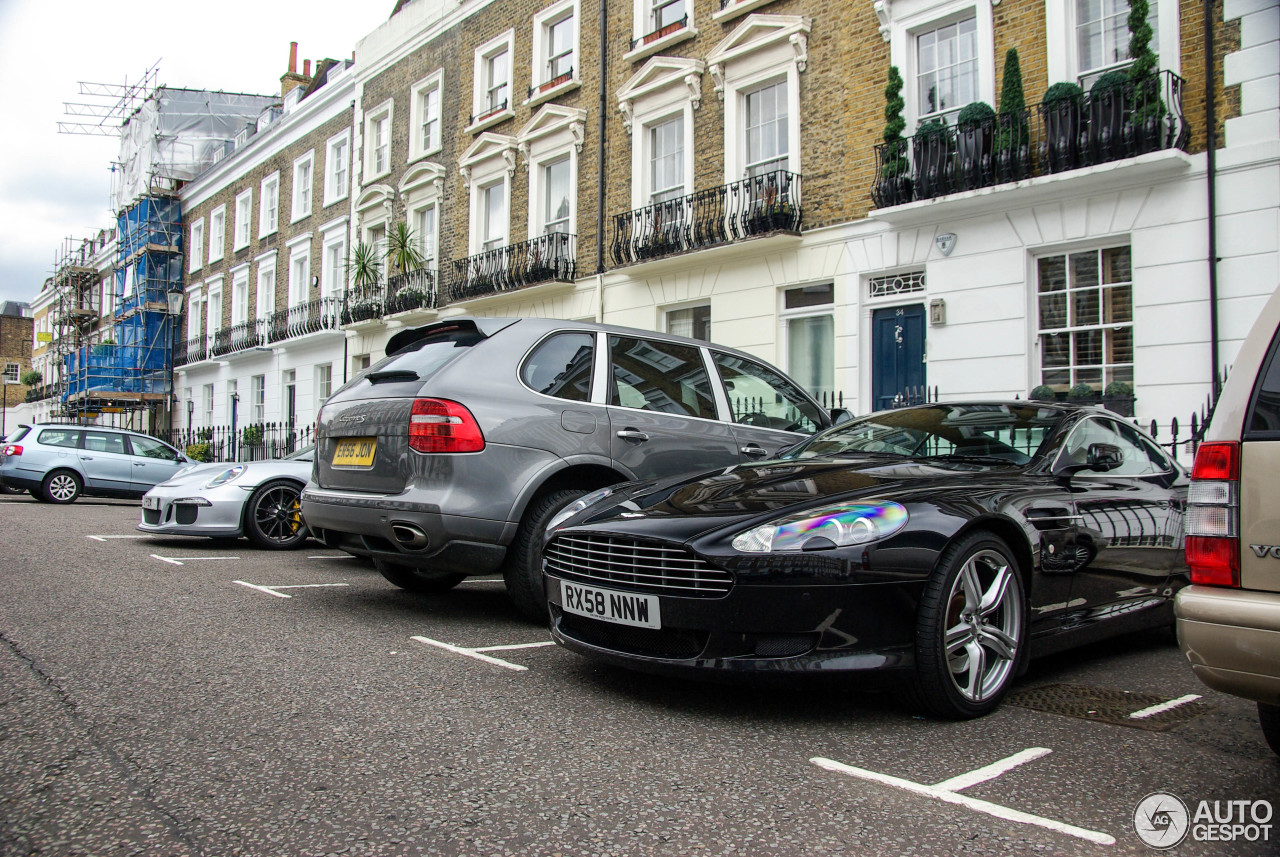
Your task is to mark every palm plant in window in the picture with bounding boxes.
[875,66,913,207]
[386,223,436,314]
[344,241,384,322]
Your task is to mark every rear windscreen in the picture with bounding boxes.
[368,328,485,379]
[1246,327,1280,438]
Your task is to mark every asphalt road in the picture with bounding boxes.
[1,494,1277,856]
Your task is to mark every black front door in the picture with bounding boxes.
[872,304,926,410]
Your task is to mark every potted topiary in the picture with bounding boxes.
[1067,382,1096,402]
[19,369,41,387]
[1126,0,1168,154]
[956,101,996,191]
[912,118,953,200]
[1087,70,1131,165]
[995,49,1031,182]
[875,66,914,207]
[1102,380,1135,417]
[1029,384,1056,401]
[1041,82,1084,173]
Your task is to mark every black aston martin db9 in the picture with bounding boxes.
[541,402,1189,719]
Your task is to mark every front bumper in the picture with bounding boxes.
[545,572,921,675]
[1176,585,1280,705]
[136,483,248,538]
[300,486,508,575]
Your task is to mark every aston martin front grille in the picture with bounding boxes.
[545,533,732,597]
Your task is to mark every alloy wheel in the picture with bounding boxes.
[943,548,1022,703]
[49,473,79,502]
[254,484,303,544]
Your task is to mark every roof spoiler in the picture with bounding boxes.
[384,317,520,357]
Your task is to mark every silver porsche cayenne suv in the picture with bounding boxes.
[301,317,841,619]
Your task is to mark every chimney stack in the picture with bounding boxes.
[303,59,311,77]
[288,41,298,74]
[280,41,312,99]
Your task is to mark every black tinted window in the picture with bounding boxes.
[83,431,127,454]
[128,435,179,461]
[713,352,824,433]
[1246,328,1280,437]
[522,333,594,402]
[37,429,80,448]
[608,336,717,420]
[373,327,484,378]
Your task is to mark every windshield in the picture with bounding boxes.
[783,404,1067,466]
[284,444,316,462]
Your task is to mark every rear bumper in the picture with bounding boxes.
[0,472,40,491]
[1176,585,1280,705]
[300,486,508,575]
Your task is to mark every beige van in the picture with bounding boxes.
[1177,284,1280,754]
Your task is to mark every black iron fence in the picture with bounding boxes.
[211,320,266,357]
[612,171,802,266]
[447,232,576,303]
[873,70,1189,208]
[162,422,317,464]
[267,296,343,344]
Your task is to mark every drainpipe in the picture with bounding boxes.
[1204,0,1221,397]
[596,0,608,277]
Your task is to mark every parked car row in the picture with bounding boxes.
[5,304,1276,732]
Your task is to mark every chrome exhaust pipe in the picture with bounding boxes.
[390,523,429,550]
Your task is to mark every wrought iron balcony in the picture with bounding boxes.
[267,296,343,344]
[446,232,576,304]
[871,70,1189,208]
[612,171,801,266]
[384,269,439,316]
[175,333,208,367]
[211,320,266,357]
[24,383,56,404]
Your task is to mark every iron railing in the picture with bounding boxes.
[211,320,266,357]
[872,70,1189,208]
[175,333,209,367]
[24,384,56,404]
[162,422,316,464]
[267,296,343,344]
[631,15,687,49]
[384,268,439,316]
[529,69,574,97]
[612,171,801,266]
[447,232,576,303]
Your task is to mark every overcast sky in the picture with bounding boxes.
[0,0,392,307]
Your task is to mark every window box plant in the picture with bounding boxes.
[1040,82,1084,173]
[994,49,1031,183]
[874,67,914,207]
[956,101,995,191]
[1087,70,1130,165]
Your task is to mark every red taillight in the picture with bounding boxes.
[1186,441,1241,588]
[1,445,21,456]
[1190,441,1240,480]
[409,398,484,453]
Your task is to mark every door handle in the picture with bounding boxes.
[134,462,145,466]
[81,456,94,461]
[616,429,649,442]
[740,444,769,458]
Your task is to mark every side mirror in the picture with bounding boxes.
[830,408,854,426]
[1086,442,1123,472]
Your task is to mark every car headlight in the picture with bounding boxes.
[547,486,618,533]
[204,465,246,489]
[171,465,201,480]
[731,501,908,552]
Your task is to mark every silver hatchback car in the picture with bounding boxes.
[0,423,189,504]
[301,317,844,618]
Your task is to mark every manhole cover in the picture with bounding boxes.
[1007,683,1211,731]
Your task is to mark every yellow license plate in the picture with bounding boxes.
[332,437,376,467]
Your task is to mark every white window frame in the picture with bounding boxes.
[251,374,265,423]
[208,205,226,263]
[233,189,253,250]
[292,151,314,223]
[316,363,333,402]
[888,0,995,132]
[459,133,518,255]
[530,0,580,103]
[186,286,203,341]
[320,219,348,299]
[400,162,446,272]
[287,236,312,308]
[230,264,250,326]
[779,283,836,403]
[408,72,444,161]
[324,130,351,207]
[364,100,394,181]
[189,219,204,272]
[626,0,697,61]
[478,180,509,253]
[470,30,516,132]
[518,105,586,238]
[203,383,215,426]
[708,15,808,183]
[255,251,277,321]
[410,203,439,270]
[1046,0,1180,84]
[618,57,704,209]
[260,172,280,237]
[204,276,223,339]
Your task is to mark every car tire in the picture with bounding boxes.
[375,559,466,593]
[906,531,1027,720]
[29,488,47,502]
[503,488,589,622]
[244,480,308,550]
[41,469,82,504]
[1259,704,1280,757]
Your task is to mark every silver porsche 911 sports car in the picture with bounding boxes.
[137,446,314,549]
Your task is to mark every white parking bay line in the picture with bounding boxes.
[233,581,351,599]
[87,535,152,542]
[410,636,554,672]
[153,555,241,566]
[305,555,358,560]
[1128,694,1202,720]
[811,755,1115,846]
[932,748,1053,792]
